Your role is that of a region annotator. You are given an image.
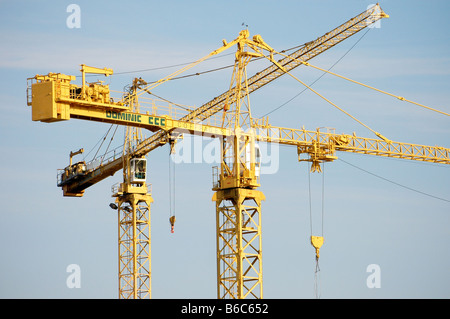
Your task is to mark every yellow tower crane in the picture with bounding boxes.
[26,4,449,299]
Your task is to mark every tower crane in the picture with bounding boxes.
[26,4,449,299]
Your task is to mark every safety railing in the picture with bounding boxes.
[26,77,36,106]
[85,144,124,171]
[111,182,152,195]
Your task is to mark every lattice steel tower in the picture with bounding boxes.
[112,84,153,298]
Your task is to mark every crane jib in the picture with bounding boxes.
[105,110,166,127]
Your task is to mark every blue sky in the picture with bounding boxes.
[0,0,449,299]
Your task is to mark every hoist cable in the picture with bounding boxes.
[173,158,176,216]
[321,163,325,237]
[168,150,177,233]
[308,166,313,236]
[169,153,174,217]
[314,263,321,299]
[307,164,326,236]
[169,150,177,218]
[306,162,326,299]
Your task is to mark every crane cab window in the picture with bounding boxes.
[130,158,146,183]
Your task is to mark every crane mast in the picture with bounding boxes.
[111,85,153,298]
[25,4,449,300]
[212,30,268,299]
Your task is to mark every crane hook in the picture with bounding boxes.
[169,215,176,233]
[311,235,324,260]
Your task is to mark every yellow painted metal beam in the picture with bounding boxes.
[213,188,265,299]
[252,124,450,164]
[28,73,231,136]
